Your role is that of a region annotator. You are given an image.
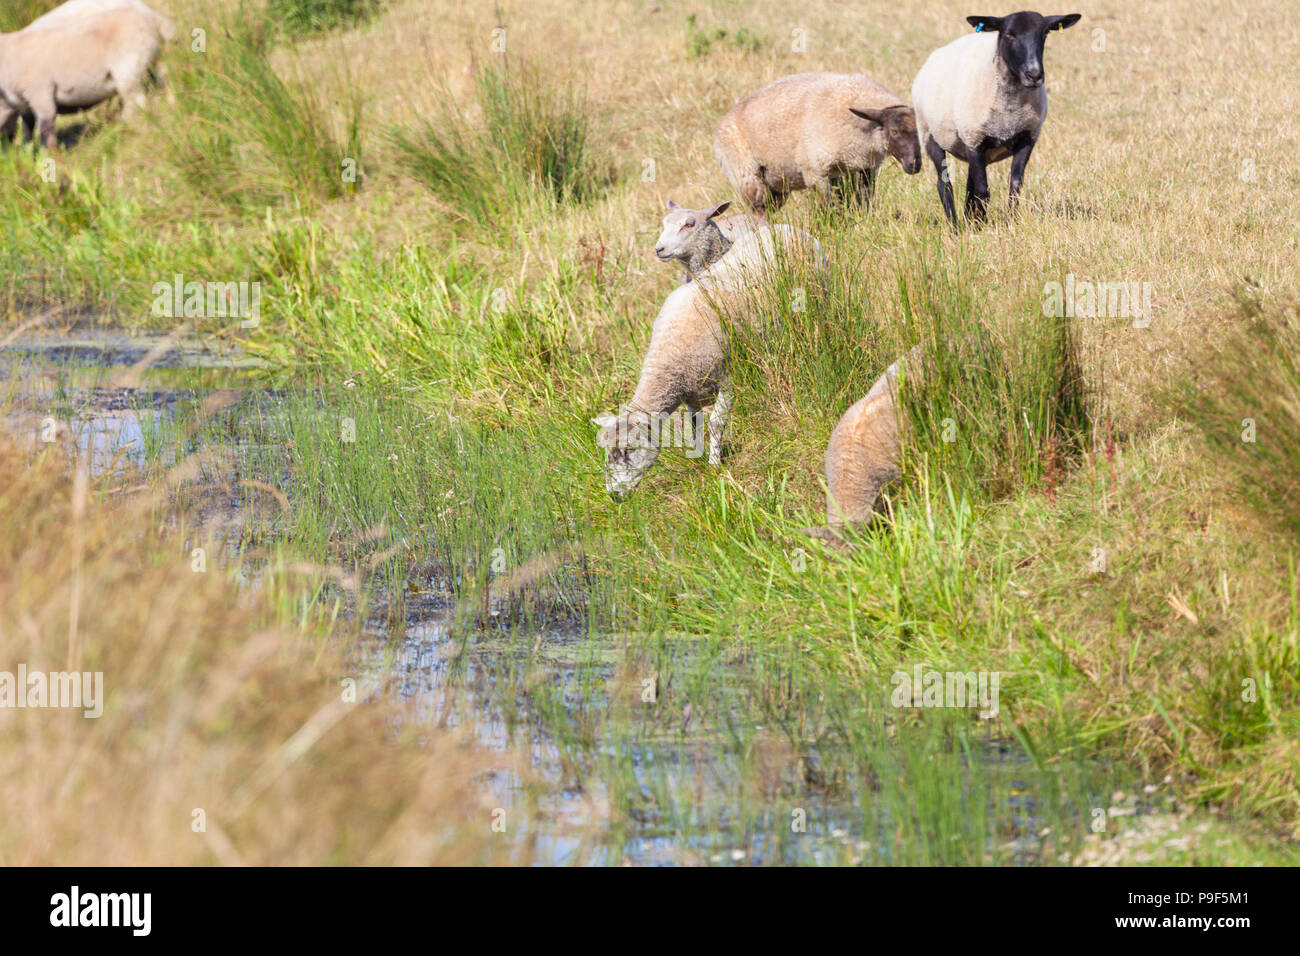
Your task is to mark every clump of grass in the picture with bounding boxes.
[389,56,600,227]
[1180,296,1300,539]
[717,233,1090,509]
[685,13,763,58]
[165,21,363,209]
[265,0,386,37]
[897,262,1089,502]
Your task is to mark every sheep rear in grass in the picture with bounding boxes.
[0,4,172,148]
[595,224,825,499]
[713,72,923,214]
[653,199,765,285]
[911,10,1081,225]
[805,348,921,547]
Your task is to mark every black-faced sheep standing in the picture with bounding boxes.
[713,72,923,214]
[911,11,1081,225]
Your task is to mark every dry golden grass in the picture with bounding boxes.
[0,426,527,865]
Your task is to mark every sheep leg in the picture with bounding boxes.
[32,107,56,150]
[26,90,58,149]
[964,154,991,223]
[926,136,957,225]
[117,81,147,122]
[0,106,16,143]
[685,403,705,458]
[1008,136,1037,216]
[856,168,877,207]
[738,165,773,215]
[707,387,732,466]
[810,174,837,208]
[21,113,36,144]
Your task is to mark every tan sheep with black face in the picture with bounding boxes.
[911,11,1081,224]
[713,72,924,214]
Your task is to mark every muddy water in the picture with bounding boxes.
[2,330,1156,866]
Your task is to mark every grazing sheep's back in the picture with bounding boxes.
[631,283,729,413]
[0,5,168,146]
[825,389,901,529]
[714,213,764,244]
[699,223,824,291]
[5,12,160,103]
[823,349,920,530]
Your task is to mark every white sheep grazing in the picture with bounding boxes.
[653,199,766,285]
[714,72,923,214]
[911,11,1081,224]
[0,4,172,148]
[594,224,824,499]
[806,347,922,545]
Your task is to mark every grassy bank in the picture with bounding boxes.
[2,0,1298,860]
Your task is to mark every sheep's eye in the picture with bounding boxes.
[683,219,696,229]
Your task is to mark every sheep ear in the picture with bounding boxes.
[666,199,681,211]
[1046,13,1082,32]
[849,107,887,125]
[704,200,731,220]
[966,16,1004,33]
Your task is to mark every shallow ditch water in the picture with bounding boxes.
[2,328,1180,866]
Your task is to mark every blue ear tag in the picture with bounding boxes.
[975,23,984,32]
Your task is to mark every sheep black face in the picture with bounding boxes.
[967,11,1081,88]
[849,105,923,175]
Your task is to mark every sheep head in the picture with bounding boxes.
[593,408,662,500]
[966,11,1082,88]
[654,199,731,266]
[849,105,922,175]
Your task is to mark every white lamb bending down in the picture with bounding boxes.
[713,72,923,214]
[805,347,922,545]
[594,224,825,499]
[0,3,174,147]
[911,11,1080,224]
[653,199,766,285]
